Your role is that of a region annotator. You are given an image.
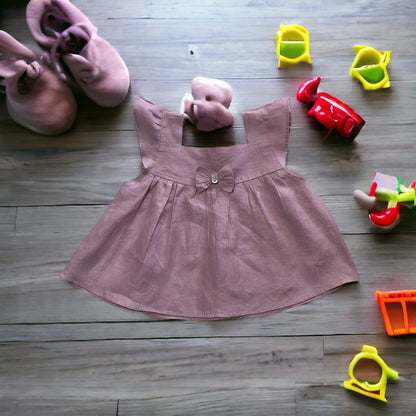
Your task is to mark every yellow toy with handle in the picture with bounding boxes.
[343,345,399,402]
[275,24,311,67]
[350,45,392,90]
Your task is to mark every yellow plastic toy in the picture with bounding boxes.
[275,24,311,67]
[350,45,392,90]
[343,345,399,402]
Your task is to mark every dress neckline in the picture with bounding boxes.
[146,96,288,148]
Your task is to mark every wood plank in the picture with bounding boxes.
[295,382,415,415]
[0,129,140,205]
[0,398,117,416]
[0,284,385,338]
[73,0,416,21]
[0,337,324,399]
[118,389,295,416]
[0,302,381,341]
[5,0,414,33]
[0,207,16,234]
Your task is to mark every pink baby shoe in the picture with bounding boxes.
[26,0,130,107]
[181,76,234,132]
[0,30,77,135]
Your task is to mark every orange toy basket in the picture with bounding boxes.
[375,290,416,336]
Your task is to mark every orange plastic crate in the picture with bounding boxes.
[375,290,416,336]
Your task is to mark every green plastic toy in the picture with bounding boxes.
[350,45,392,90]
[275,24,311,67]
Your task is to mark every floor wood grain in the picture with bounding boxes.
[1,1,416,414]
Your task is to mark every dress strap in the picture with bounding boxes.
[243,97,291,167]
[134,97,164,172]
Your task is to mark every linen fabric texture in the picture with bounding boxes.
[61,96,359,319]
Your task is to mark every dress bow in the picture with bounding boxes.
[195,166,235,193]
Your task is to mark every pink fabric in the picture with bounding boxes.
[0,30,77,135]
[61,97,359,320]
[181,77,234,131]
[26,0,130,107]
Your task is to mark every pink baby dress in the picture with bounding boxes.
[61,96,359,319]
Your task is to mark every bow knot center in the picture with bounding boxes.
[195,166,234,193]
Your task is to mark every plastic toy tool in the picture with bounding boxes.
[275,24,311,67]
[297,76,365,140]
[350,45,392,90]
[353,172,416,230]
[343,345,399,402]
[376,290,416,336]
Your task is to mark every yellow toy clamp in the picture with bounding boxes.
[275,24,311,67]
[350,45,392,90]
[343,345,399,402]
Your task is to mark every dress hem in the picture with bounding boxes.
[61,273,358,321]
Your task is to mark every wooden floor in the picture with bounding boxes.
[1,0,416,414]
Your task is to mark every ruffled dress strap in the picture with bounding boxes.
[134,97,164,172]
[242,97,291,167]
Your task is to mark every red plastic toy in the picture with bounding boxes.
[353,172,416,230]
[297,77,365,140]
